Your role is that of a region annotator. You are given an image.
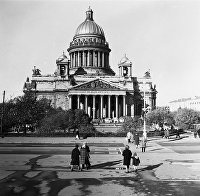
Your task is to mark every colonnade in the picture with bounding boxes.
[69,94,127,119]
[69,50,109,68]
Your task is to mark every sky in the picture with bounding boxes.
[0,0,200,106]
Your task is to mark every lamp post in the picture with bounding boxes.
[143,82,147,140]
[1,91,5,138]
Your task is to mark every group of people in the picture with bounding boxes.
[122,145,140,173]
[126,131,147,152]
[70,142,91,171]
[194,129,200,138]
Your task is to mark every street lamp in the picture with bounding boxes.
[143,82,147,140]
[1,91,5,138]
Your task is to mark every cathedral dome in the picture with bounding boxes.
[74,8,105,38]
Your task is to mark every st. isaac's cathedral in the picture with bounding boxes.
[23,8,157,120]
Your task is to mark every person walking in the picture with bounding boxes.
[134,133,140,148]
[122,145,132,173]
[79,142,88,171]
[165,128,170,139]
[85,142,91,169]
[70,144,80,171]
[197,129,200,138]
[194,130,197,138]
[126,131,132,143]
[132,152,140,172]
[141,137,147,152]
[75,130,80,140]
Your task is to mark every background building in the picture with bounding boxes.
[23,8,157,121]
[169,96,200,111]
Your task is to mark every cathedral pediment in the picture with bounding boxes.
[70,79,124,91]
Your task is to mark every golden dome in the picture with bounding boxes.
[74,8,105,38]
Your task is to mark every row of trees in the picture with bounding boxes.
[120,107,200,134]
[0,92,94,135]
[1,92,200,136]
[146,107,200,130]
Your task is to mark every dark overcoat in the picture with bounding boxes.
[71,147,80,166]
[122,149,132,166]
[135,134,139,145]
[132,156,140,166]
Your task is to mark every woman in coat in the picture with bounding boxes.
[141,137,147,152]
[70,144,80,171]
[79,142,88,171]
[85,142,91,169]
[122,145,132,173]
[134,133,140,148]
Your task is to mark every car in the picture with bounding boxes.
[104,118,112,123]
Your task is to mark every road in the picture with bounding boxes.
[0,136,200,196]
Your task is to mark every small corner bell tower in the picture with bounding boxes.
[56,51,70,79]
[118,54,133,77]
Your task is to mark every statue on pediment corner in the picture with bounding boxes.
[32,66,41,76]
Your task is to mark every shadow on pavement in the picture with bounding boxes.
[139,163,163,171]
[91,160,122,169]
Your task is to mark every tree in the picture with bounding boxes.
[121,116,143,133]
[0,100,17,131]
[0,92,57,134]
[13,93,55,131]
[174,108,200,130]
[146,108,174,127]
[38,109,94,136]
[74,109,91,129]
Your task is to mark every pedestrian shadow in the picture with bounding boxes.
[168,136,187,142]
[91,160,122,169]
[139,163,163,171]
[149,148,163,152]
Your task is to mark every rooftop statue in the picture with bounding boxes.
[144,69,151,78]
[32,66,41,76]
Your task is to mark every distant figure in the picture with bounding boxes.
[122,145,132,173]
[197,129,200,138]
[194,130,197,138]
[165,129,170,139]
[132,152,140,172]
[85,142,91,169]
[70,144,80,171]
[75,130,80,140]
[141,137,147,152]
[126,131,132,143]
[175,129,180,139]
[134,133,140,148]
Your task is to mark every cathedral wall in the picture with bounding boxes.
[37,81,55,91]
[55,81,71,90]
[126,93,135,117]
[54,93,69,110]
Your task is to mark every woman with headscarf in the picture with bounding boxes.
[79,142,88,171]
[132,152,140,172]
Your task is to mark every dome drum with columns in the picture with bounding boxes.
[23,8,157,121]
[67,7,114,76]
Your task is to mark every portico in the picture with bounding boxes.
[68,79,128,120]
[69,94,127,120]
